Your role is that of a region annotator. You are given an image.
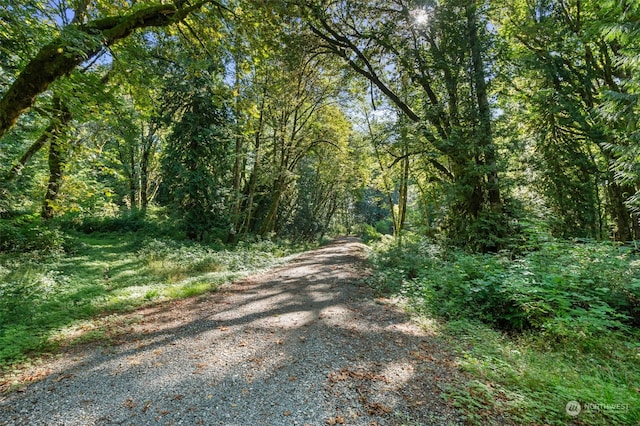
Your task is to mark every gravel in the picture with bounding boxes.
[0,237,464,426]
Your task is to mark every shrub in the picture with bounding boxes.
[369,236,640,341]
[59,210,151,234]
[374,219,393,235]
[0,215,66,254]
[360,224,382,243]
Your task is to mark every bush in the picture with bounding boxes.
[370,236,640,341]
[0,215,66,254]
[59,211,149,234]
[374,219,393,235]
[56,208,180,239]
[360,224,382,243]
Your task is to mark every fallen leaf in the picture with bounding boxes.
[123,398,136,409]
[55,374,72,382]
[283,410,292,416]
[366,402,391,416]
[328,368,388,383]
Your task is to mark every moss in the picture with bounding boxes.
[0,2,195,140]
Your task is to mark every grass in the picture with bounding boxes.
[440,319,640,425]
[0,232,307,371]
[367,235,640,425]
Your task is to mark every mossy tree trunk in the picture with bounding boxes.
[41,99,72,220]
[0,2,208,141]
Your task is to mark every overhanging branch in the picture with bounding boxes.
[0,1,213,142]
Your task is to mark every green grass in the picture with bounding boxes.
[368,235,640,425]
[440,319,640,425]
[0,232,305,370]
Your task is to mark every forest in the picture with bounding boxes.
[1,0,639,424]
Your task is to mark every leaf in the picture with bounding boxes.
[122,398,136,409]
[55,374,72,382]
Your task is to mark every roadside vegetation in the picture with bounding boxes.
[4,1,640,423]
[368,234,640,425]
[0,211,310,371]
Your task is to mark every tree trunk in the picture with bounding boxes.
[466,0,502,212]
[607,180,632,241]
[241,91,266,236]
[397,141,410,237]
[259,175,286,237]
[140,129,156,213]
[4,116,68,181]
[41,102,72,219]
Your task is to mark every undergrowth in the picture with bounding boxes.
[368,235,640,425]
[0,232,306,370]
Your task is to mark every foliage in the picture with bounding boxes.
[599,0,640,214]
[368,235,640,424]
[55,207,176,237]
[496,0,639,241]
[301,0,510,250]
[443,320,640,425]
[0,231,304,369]
[0,214,66,254]
[161,68,234,241]
[370,235,640,340]
[359,223,383,243]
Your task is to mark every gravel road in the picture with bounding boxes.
[1,237,463,425]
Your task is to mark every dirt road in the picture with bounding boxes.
[1,237,463,425]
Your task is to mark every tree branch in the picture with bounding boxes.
[0,1,211,142]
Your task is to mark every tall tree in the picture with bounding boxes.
[499,0,640,240]
[299,0,509,250]
[161,64,233,241]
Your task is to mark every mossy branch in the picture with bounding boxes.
[0,2,210,142]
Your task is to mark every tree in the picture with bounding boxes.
[286,104,354,240]
[499,0,640,240]
[161,67,233,241]
[0,0,212,141]
[600,0,640,219]
[299,0,509,250]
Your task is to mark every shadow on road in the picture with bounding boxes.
[0,237,463,426]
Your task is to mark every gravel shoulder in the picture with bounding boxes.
[1,237,464,426]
